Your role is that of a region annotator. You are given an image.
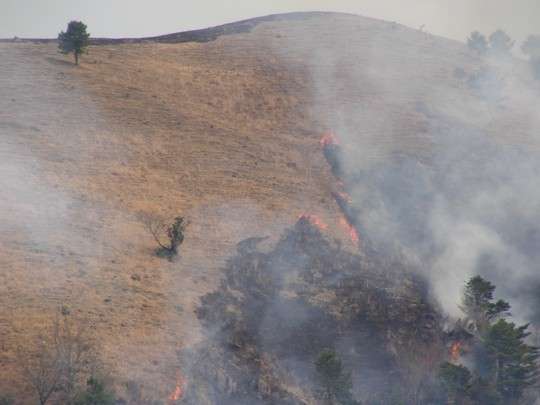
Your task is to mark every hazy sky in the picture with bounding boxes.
[1,0,539,45]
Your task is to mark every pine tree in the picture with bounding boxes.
[58,21,90,65]
[448,276,540,403]
[315,349,360,405]
[484,319,540,401]
[439,362,472,403]
[461,276,510,335]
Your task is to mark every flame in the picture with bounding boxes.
[298,214,328,230]
[320,132,339,147]
[339,216,359,244]
[336,190,353,204]
[169,372,186,402]
[450,341,462,362]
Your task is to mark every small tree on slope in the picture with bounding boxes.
[315,349,359,405]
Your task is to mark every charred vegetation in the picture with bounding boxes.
[181,219,443,404]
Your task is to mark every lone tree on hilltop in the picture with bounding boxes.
[58,21,90,65]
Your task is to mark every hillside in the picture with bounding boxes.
[1,11,540,403]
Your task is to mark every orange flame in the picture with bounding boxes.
[169,372,186,402]
[336,190,353,204]
[320,132,339,147]
[339,216,359,244]
[298,214,328,230]
[450,341,462,362]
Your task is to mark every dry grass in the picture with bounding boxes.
[1,12,539,401]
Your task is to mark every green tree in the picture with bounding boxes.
[439,362,472,403]
[452,277,539,403]
[315,349,359,405]
[522,35,540,79]
[74,376,116,405]
[0,395,14,405]
[484,319,540,401]
[58,21,90,65]
[467,31,488,55]
[522,35,540,59]
[488,30,514,55]
[461,276,510,335]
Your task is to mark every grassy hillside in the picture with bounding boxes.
[1,11,539,402]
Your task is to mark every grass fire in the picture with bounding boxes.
[2,6,540,405]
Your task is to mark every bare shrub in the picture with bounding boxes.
[17,312,98,404]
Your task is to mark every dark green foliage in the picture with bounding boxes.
[439,362,471,393]
[488,30,514,55]
[441,276,539,404]
[58,21,90,65]
[167,216,187,255]
[467,377,502,405]
[484,319,540,401]
[467,31,488,54]
[74,377,116,405]
[522,35,540,59]
[315,349,359,405]
[147,216,188,259]
[0,395,14,405]
[461,276,510,335]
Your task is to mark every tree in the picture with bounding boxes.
[460,276,510,336]
[450,276,539,403]
[58,21,90,65]
[145,216,188,259]
[18,313,97,404]
[522,35,540,79]
[314,349,359,405]
[484,319,540,401]
[522,35,540,59]
[439,362,472,403]
[0,395,14,405]
[488,30,514,55]
[468,31,488,55]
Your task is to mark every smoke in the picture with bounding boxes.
[268,13,540,324]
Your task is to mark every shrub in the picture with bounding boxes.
[145,216,188,259]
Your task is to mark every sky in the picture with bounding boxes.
[1,0,539,46]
